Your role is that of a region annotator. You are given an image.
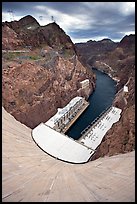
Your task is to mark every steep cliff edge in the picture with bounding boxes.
[2,15,95,129]
[76,35,135,158]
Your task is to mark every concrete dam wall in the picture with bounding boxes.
[2,107,135,202]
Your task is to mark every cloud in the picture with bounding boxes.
[2,11,9,22]
[2,2,135,43]
[71,35,109,44]
[119,2,135,15]
[2,11,24,22]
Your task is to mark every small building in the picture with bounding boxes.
[123,85,128,93]
[80,79,89,89]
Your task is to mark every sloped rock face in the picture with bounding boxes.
[119,34,135,53]
[2,58,95,129]
[75,39,118,67]
[2,16,95,129]
[2,15,96,129]
[2,25,24,50]
[3,15,40,33]
[76,35,135,159]
[2,15,40,50]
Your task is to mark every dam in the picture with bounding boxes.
[32,69,125,163]
[2,107,135,202]
[32,96,122,163]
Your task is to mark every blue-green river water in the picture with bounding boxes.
[66,68,117,140]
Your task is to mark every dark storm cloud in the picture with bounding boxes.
[38,2,84,14]
[2,2,135,43]
[2,2,30,13]
[2,2,82,15]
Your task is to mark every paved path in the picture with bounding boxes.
[2,50,30,53]
[2,107,135,202]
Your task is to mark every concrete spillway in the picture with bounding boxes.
[32,123,94,163]
[2,107,135,202]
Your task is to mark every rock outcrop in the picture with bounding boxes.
[2,15,95,129]
[2,25,24,50]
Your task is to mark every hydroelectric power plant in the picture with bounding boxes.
[32,70,124,163]
[32,95,122,163]
[2,8,135,201]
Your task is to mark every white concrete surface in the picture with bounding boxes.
[80,106,122,150]
[80,79,89,89]
[45,96,84,129]
[124,85,128,92]
[2,107,135,202]
[32,123,94,163]
[32,106,122,163]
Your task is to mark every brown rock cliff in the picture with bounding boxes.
[2,16,95,128]
[76,35,135,159]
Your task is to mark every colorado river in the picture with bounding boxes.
[66,68,117,140]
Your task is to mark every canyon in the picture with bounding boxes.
[2,15,135,158]
[76,34,135,159]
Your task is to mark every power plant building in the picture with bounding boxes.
[45,96,88,132]
[80,79,89,89]
[123,85,128,93]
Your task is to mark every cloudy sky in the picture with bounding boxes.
[2,2,135,43]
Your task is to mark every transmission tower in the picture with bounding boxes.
[51,16,56,23]
[39,16,43,21]
[8,10,14,21]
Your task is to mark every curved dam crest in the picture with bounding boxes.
[2,107,135,202]
[66,68,117,140]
